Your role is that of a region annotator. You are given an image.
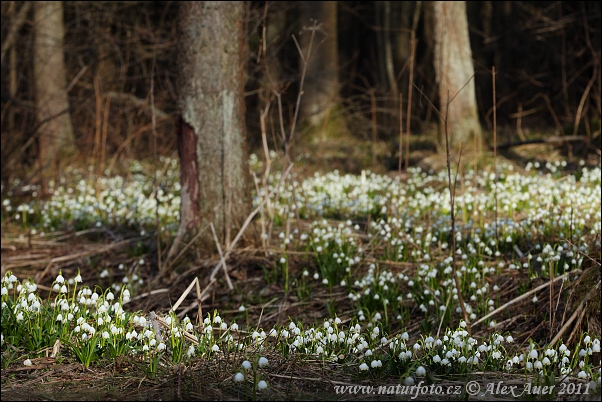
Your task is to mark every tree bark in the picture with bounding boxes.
[300,1,339,127]
[167,1,250,268]
[432,1,481,149]
[34,1,76,176]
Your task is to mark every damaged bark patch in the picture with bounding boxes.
[178,117,201,231]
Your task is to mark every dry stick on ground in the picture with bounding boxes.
[162,224,209,273]
[34,238,142,283]
[209,164,294,282]
[149,310,198,345]
[550,280,600,346]
[176,278,216,320]
[472,271,576,328]
[169,276,205,325]
[209,222,234,290]
[566,307,588,346]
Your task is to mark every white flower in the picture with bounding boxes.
[238,305,246,312]
[23,359,32,366]
[359,363,369,371]
[257,380,268,390]
[529,349,538,360]
[230,323,239,331]
[371,360,382,368]
[242,360,252,370]
[416,366,426,376]
[258,357,268,367]
[234,372,244,382]
[55,274,65,284]
[157,342,166,351]
[404,377,415,386]
[211,344,219,352]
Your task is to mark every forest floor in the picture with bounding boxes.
[1,137,601,400]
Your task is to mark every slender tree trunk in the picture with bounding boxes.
[34,1,76,178]
[167,1,250,268]
[300,1,339,127]
[393,1,412,96]
[432,1,481,149]
[1,1,32,64]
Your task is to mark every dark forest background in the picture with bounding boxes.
[1,1,600,187]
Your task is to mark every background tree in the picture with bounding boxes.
[299,1,340,127]
[166,1,251,269]
[431,1,481,149]
[33,1,76,181]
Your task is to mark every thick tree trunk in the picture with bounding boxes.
[167,1,250,267]
[300,1,339,127]
[432,1,481,149]
[33,1,76,176]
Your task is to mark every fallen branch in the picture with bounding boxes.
[210,223,233,290]
[550,280,600,346]
[496,135,585,150]
[472,270,577,328]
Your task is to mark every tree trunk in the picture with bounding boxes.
[34,1,76,178]
[300,1,339,127]
[167,1,250,268]
[432,1,481,149]
[393,1,413,97]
